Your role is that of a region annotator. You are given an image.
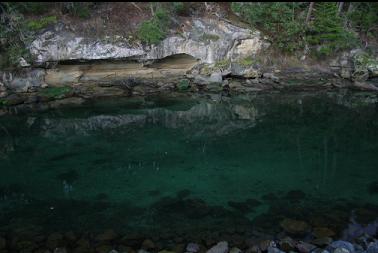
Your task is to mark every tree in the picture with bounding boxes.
[307,2,356,57]
[306,2,315,25]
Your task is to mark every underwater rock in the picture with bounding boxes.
[206,241,228,253]
[262,193,278,201]
[279,237,296,252]
[313,227,335,238]
[285,190,306,202]
[368,181,378,194]
[46,233,64,250]
[95,229,117,242]
[95,244,113,253]
[0,237,5,249]
[296,242,316,253]
[246,245,261,253]
[177,189,192,199]
[260,240,275,252]
[142,239,156,250]
[312,237,333,247]
[280,218,310,235]
[186,243,200,253]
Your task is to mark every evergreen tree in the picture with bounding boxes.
[307,2,356,57]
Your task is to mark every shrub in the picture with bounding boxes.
[138,20,166,45]
[40,86,72,98]
[62,2,91,19]
[137,8,170,44]
[172,2,185,14]
[27,16,57,31]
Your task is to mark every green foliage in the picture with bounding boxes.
[5,2,50,14]
[214,59,231,69]
[231,2,373,58]
[40,86,72,98]
[0,3,33,68]
[231,2,306,53]
[0,98,7,107]
[137,8,170,44]
[238,57,255,67]
[307,3,357,58]
[27,16,57,31]
[200,33,220,42]
[177,79,190,91]
[347,2,378,39]
[63,2,91,18]
[172,2,185,14]
[138,20,166,45]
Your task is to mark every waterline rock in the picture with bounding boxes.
[206,241,228,253]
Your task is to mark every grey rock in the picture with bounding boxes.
[19,57,31,67]
[296,242,316,253]
[367,242,378,253]
[30,19,267,66]
[263,73,280,82]
[187,243,200,253]
[267,247,285,253]
[2,69,46,92]
[230,247,242,253]
[54,248,67,253]
[206,241,229,253]
[209,71,223,83]
[330,241,355,253]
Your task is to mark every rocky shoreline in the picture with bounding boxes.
[0,223,377,253]
[1,16,378,117]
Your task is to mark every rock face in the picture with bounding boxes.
[330,49,378,81]
[146,18,268,64]
[29,23,145,64]
[30,19,268,66]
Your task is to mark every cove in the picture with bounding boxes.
[0,91,377,244]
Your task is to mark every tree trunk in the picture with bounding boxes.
[338,2,344,15]
[305,2,315,24]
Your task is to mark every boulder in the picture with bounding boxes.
[206,242,228,253]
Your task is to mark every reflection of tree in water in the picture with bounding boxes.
[0,124,15,159]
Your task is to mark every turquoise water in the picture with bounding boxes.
[0,91,377,238]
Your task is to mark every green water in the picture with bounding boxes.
[0,91,377,238]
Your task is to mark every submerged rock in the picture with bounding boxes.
[280,218,310,235]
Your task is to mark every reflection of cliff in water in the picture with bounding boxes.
[35,100,260,139]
